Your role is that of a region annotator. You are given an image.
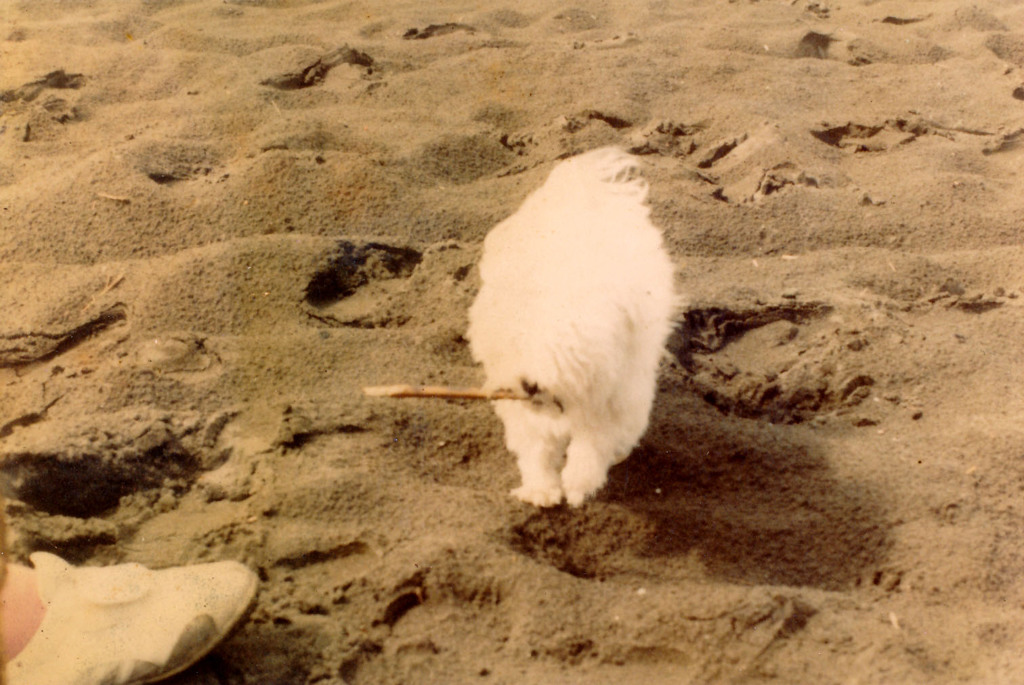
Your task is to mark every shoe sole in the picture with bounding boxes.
[137,574,260,685]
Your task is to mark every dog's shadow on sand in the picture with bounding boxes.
[510,380,891,593]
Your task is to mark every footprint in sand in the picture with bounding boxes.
[134,334,219,376]
[811,117,993,153]
[304,241,422,329]
[259,45,374,90]
[403,23,476,40]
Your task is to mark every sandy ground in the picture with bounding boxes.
[2,0,1024,682]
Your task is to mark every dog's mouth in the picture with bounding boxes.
[520,378,565,413]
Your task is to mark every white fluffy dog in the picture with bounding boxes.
[467,147,677,507]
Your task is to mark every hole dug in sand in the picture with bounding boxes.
[506,298,891,592]
[508,405,889,592]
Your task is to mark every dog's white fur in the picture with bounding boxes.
[467,147,677,507]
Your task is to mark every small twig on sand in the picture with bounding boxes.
[362,385,531,401]
[95,192,131,204]
[99,273,125,295]
[82,273,125,313]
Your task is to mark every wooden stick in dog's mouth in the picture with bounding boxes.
[362,385,532,401]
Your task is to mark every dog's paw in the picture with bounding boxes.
[561,462,606,507]
[563,486,591,508]
[511,484,564,507]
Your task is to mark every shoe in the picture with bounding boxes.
[7,552,259,685]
